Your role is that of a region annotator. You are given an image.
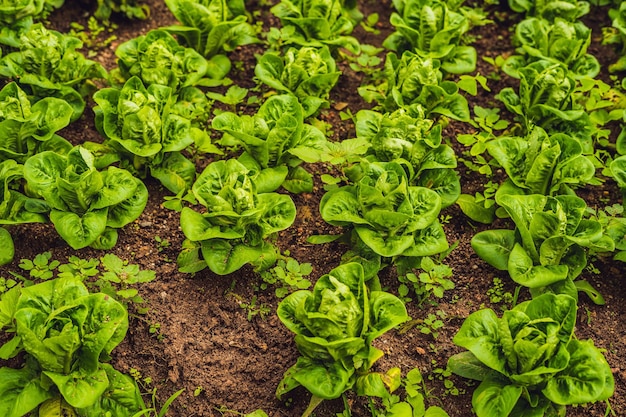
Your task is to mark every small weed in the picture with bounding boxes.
[428,362,465,397]
[260,254,312,298]
[367,367,446,416]
[93,253,156,314]
[19,251,59,281]
[398,257,455,306]
[215,405,269,416]
[194,386,204,397]
[149,322,165,341]
[457,105,509,177]
[228,293,271,321]
[129,367,153,387]
[360,13,380,35]
[420,311,446,339]
[14,252,156,314]
[341,43,384,76]
[399,310,447,339]
[154,236,171,252]
[142,387,185,417]
[242,296,271,321]
[57,255,100,280]
[0,276,17,293]
[439,214,452,224]
[131,368,184,417]
[69,17,118,57]
[486,277,514,309]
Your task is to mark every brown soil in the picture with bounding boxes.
[1,1,625,417]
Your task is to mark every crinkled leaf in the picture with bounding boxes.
[472,377,522,417]
[49,209,108,250]
[0,364,52,417]
[201,239,277,275]
[543,339,614,405]
[44,367,109,409]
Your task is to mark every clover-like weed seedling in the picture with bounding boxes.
[94,253,156,314]
[19,251,60,281]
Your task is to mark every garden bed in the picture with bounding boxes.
[1,0,625,416]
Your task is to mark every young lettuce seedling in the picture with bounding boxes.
[503,17,600,79]
[212,94,327,193]
[508,0,590,21]
[91,76,216,194]
[0,82,73,163]
[359,52,470,122]
[355,105,460,208]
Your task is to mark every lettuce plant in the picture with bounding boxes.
[319,161,448,260]
[448,293,614,417]
[503,18,600,79]
[487,126,595,197]
[94,0,149,20]
[113,29,210,89]
[359,51,470,121]
[384,0,477,74]
[471,193,614,303]
[498,60,592,149]
[255,46,341,117]
[0,159,47,265]
[23,146,148,250]
[0,23,107,121]
[164,0,257,80]
[355,106,460,208]
[0,81,72,163]
[177,159,296,275]
[112,29,214,124]
[612,154,626,197]
[608,156,626,261]
[270,0,361,53]
[0,0,63,47]
[0,0,46,24]
[606,2,626,72]
[0,276,145,417]
[276,262,409,407]
[508,0,590,21]
[92,76,210,194]
[212,94,327,193]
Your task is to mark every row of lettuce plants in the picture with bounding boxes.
[0,0,623,416]
[0,1,194,416]
[268,1,485,415]
[448,1,621,416]
[0,3,164,416]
